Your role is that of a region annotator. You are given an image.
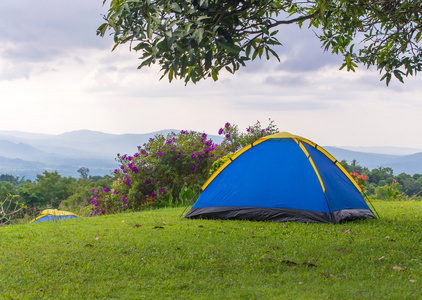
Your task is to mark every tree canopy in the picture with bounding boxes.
[98,0,421,84]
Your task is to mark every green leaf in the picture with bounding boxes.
[205,51,212,70]
[194,28,204,43]
[217,41,242,55]
[96,23,108,37]
[133,42,150,51]
[415,31,422,43]
[260,26,269,35]
[270,30,279,36]
[393,70,404,83]
[258,46,264,58]
[267,48,280,62]
[196,16,211,23]
[245,45,251,58]
[168,68,174,82]
[138,57,154,69]
[211,70,218,81]
[252,48,259,60]
[147,21,152,39]
[111,41,121,51]
[170,3,182,13]
[319,1,326,16]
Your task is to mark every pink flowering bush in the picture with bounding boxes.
[90,130,226,214]
[350,172,368,190]
[217,119,279,153]
[90,120,280,215]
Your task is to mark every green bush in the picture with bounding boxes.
[90,120,279,216]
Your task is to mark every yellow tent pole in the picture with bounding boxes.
[400,189,422,208]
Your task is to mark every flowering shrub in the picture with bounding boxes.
[209,153,235,175]
[218,119,279,153]
[90,120,280,215]
[350,172,368,190]
[89,188,115,217]
[90,130,226,214]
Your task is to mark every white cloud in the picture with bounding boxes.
[0,0,421,150]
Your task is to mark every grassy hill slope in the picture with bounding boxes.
[1,202,421,299]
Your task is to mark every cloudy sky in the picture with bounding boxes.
[1,1,421,150]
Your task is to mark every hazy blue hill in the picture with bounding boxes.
[387,152,422,175]
[324,147,400,168]
[0,140,49,160]
[0,131,54,140]
[338,146,422,156]
[325,147,422,175]
[0,130,420,179]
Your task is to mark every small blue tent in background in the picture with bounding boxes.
[30,209,79,223]
[184,132,375,224]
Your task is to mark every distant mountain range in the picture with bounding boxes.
[0,130,421,180]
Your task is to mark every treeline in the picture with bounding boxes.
[2,160,421,217]
[340,160,422,200]
[0,170,113,213]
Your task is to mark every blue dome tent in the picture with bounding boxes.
[184,132,375,223]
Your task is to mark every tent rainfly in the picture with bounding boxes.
[30,209,79,223]
[184,132,376,224]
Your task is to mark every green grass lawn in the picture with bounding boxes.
[1,201,421,299]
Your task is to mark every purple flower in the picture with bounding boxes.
[225,122,230,128]
[122,195,126,201]
[191,165,196,170]
[114,169,118,174]
[103,188,109,193]
[134,153,140,158]
[198,151,202,157]
[144,153,149,158]
[225,133,231,138]
[218,128,223,135]
[92,189,96,193]
[101,210,105,215]
[246,128,250,132]
[191,152,196,159]
[159,189,163,194]
[157,151,162,157]
[166,139,172,144]
[202,133,207,138]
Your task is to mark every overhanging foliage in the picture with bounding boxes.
[98,0,422,84]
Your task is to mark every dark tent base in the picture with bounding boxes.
[184,207,375,224]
